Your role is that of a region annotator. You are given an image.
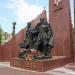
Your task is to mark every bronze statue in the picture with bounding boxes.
[19,18,54,60]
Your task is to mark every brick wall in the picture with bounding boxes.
[0,46,3,61]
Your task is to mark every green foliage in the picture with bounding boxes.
[0,26,3,45]
[0,25,11,45]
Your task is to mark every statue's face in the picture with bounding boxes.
[28,24,30,28]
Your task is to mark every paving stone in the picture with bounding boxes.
[1,62,75,75]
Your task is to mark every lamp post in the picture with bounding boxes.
[12,22,16,36]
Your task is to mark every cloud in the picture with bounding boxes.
[0,17,8,22]
[6,0,43,23]
[6,3,15,9]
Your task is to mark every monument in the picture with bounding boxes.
[19,18,54,60]
[10,0,72,72]
[49,0,73,58]
[11,15,70,71]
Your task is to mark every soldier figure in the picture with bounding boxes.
[19,18,54,59]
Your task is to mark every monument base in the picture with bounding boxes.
[10,56,71,72]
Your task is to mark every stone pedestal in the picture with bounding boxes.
[10,56,71,72]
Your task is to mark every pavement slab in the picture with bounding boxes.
[0,62,75,75]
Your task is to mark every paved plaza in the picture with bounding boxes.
[0,62,75,75]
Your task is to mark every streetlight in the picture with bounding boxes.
[12,22,16,36]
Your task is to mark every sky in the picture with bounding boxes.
[0,0,74,33]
